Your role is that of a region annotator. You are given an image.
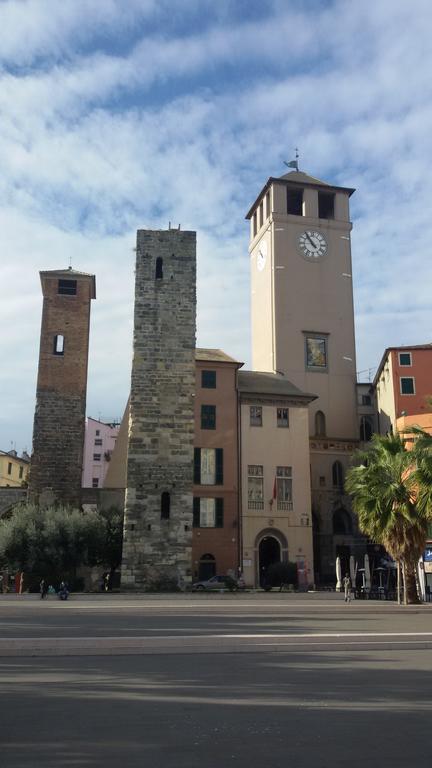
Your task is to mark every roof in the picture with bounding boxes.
[245,170,355,219]
[195,348,243,365]
[39,268,96,298]
[237,370,316,402]
[0,450,30,464]
[373,343,432,387]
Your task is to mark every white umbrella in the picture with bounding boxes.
[349,555,356,587]
[364,554,371,592]
[418,558,426,602]
[336,556,342,592]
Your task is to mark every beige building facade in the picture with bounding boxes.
[238,371,315,588]
[246,169,365,582]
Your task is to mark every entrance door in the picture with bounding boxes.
[259,536,281,586]
[198,554,216,580]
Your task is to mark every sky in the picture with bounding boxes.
[1,0,432,454]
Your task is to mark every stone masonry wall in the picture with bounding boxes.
[28,273,94,508]
[122,230,197,589]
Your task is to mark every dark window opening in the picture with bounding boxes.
[95,430,100,436]
[201,370,216,388]
[161,491,170,520]
[286,188,303,216]
[333,508,352,535]
[53,335,65,355]
[93,453,101,461]
[58,279,77,295]
[201,405,216,430]
[361,394,372,406]
[250,406,262,427]
[315,410,326,437]
[259,200,264,228]
[19,466,24,479]
[94,438,103,446]
[155,257,163,279]
[399,352,412,366]
[401,377,415,395]
[360,416,373,442]
[265,190,271,218]
[7,462,12,475]
[277,408,289,427]
[92,478,99,488]
[253,211,257,237]
[332,461,344,488]
[318,192,335,219]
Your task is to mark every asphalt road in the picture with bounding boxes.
[0,593,431,767]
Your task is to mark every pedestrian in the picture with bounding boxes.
[104,572,110,592]
[40,578,47,599]
[343,573,351,603]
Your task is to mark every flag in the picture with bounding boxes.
[286,160,298,168]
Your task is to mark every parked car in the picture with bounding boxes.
[192,575,244,592]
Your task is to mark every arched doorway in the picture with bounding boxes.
[198,553,216,580]
[258,536,281,587]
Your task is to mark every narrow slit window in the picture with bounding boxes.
[161,491,170,519]
[53,335,65,355]
[155,257,163,279]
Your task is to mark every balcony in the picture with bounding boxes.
[277,501,293,511]
[248,500,264,510]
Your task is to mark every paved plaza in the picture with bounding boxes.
[0,592,431,767]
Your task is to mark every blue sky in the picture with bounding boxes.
[1,0,432,453]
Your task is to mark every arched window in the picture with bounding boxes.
[333,508,352,535]
[198,553,216,580]
[332,461,344,489]
[360,416,373,442]
[315,410,326,437]
[161,491,170,519]
[155,257,163,279]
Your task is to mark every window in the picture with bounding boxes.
[277,408,289,427]
[400,377,415,395]
[95,430,100,436]
[58,279,77,295]
[250,406,262,427]
[53,335,64,355]
[332,461,344,489]
[92,478,99,488]
[201,405,216,430]
[399,352,412,366]
[94,438,103,446]
[161,491,170,520]
[276,466,292,510]
[287,188,303,215]
[319,475,326,487]
[248,465,263,509]
[19,466,24,479]
[259,200,264,228]
[193,498,223,528]
[318,192,335,219]
[265,190,271,219]
[253,211,257,237]
[155,257,163,279]
[194,448,223,485]
[315,410,326,437]
[305,335,328,370]
[201,370,216,388]
[360,416,373,442]
[333,508,352,535]
[7,462,12,475]
[361,394,372,406]
[93,453,101,461]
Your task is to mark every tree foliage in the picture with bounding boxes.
[0,504,123,586]
[345,432,430,604]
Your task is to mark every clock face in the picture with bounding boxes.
[257,240,267,271]
[297,230,328,261]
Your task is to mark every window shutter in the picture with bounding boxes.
[194,448,201,484]
[193,497,200,527]
[215,498,224,528]
[215,448,223,485]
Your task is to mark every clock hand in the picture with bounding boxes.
[306,233,317,248]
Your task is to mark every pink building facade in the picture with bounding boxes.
[82,417,119,489]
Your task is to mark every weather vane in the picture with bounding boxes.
[283,147,299,172]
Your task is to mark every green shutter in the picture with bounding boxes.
[215,498,224,528]
[193,497,200,527]
[215,448,223,485]
[194,448,201,484]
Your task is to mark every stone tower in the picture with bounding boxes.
[247,169,365,582]
[28,268,96,508]
[121,229,197,589]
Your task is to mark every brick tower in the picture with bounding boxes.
[121,229,197,589]
[28,268,96,508]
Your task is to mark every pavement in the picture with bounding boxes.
[0,592,431,767]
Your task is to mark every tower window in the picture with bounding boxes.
[332,461,344,488]
[201,370,216,388]
[277,408,289,427]
[58,279,77,295]
[253,211,257,237]
[201,405,216,430]
[286,188,303,216]
[53,335,65,355]
[265,190,271,219]
[315,411,326,437]
[161,491,170,520]
[259,200,264,228]
[318,192,335,219]
[155,257,163,279]
[250,406,262,427]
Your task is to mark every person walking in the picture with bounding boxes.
[39,579,48,599]
[343,573,352,603]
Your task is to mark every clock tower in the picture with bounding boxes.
[246,169,364,583]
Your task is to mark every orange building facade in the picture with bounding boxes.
[374,345,432,435]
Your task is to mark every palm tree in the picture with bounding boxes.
[345,433,428,604]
